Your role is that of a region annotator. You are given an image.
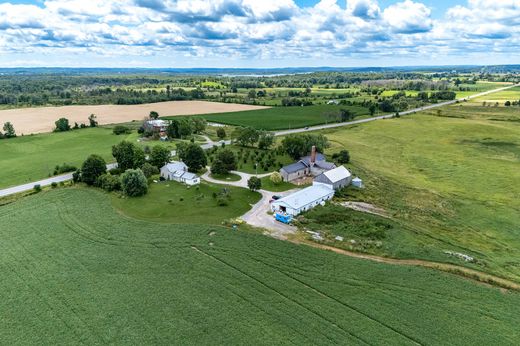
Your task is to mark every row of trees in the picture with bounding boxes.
[232,127,275,149]
[54,114,98,132]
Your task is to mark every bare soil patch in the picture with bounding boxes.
[0,101,269,135]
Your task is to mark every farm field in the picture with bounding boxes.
[0,127,137,189]
[168,105,369,131]
[0,100,268,135]
[112,181,260,224]
[315,109,520,282]
[1,187,519,344]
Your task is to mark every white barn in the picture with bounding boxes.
[271,185,334,216]
[313,166,352,190]
[160,162,200,185]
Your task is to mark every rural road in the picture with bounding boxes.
[1,83,517,198]
[0,163,117,198]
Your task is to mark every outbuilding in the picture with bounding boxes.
[352,177,363,188]
[271,185,334,216]
[161,161,200,185]
[313,165,352,190]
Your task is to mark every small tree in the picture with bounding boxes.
[121,169,148,197]
[332,150,350,164]
[88,114,98,127]
[270,172,283,185]
[180,143,207,172]
[247,176,262,191]
[211,149,237,175]
[81,154,107,186]
[216,127,226,139]
[112,141,145,171]
[149,111,159,120]
[3,122,16,138]
[149,145,171,168]
[54,117,71,132]
[141,162,160,178]
[258,132,275,150]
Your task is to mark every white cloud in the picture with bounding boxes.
[0,0,517,66]
[382,1,432,34]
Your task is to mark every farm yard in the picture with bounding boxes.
[0,101,268,135]
[1,188,519,344]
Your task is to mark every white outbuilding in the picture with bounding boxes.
[160,161,200,185]
[352,177,363,188]
[271,185,334,216]
[313,165,352,190]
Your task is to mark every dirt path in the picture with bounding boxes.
[0,101,269,135]
[293,240,520,291]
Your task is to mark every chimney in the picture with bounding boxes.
[310,145,317,166]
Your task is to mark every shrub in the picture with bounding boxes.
[113,125,132,135]
[51,182,58,188]
[141,162,160,178]
[270,172,282,185]
[54,118,71,132]
[33,184,41,193]
[97,173,121,192]
[332,150,350,164]
[121,169,148,197]
[247,176,262,191]
[108,167,123,175]
[53,163,77,176]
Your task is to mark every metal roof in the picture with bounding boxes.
[314,161,336,170]
[273,185,333,209]
[320,166,351,184]
[281,161,308,174]
[300,153,326,165]
[163,161,187,173]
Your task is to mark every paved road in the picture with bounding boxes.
[1,83,517,198]
[0,163,117,198]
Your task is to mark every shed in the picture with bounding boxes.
[313,166,352,190]
[271,185,334,216]
[352,177,363,188]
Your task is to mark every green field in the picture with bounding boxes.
[111,181,260,224]
[1,187,519,344]
[314,110,520,282]
[166,105,369,131]
[0,128,139,189]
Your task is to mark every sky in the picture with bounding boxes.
[0,0,518,68]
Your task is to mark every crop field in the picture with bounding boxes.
[0,101,268,135]
[316,109,520,282]
[111,181,260,224]
[0,127,139,189]
[1,187,519,344]
[171,105,369,130]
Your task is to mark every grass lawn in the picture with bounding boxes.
[111,181,260,224]
[210,172,242,182]
[1,187,519,344]
[0,127,139,189]
[165,104,369,131]
[260,176,299,192]
[316,110,520,282]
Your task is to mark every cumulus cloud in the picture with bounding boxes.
[0,0,517,65]
[382,0,432,34]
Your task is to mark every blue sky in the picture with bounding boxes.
[0,0,518,68]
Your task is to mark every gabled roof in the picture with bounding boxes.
[181,172,198,180]
[314,161,336,170]
[163,161,187,173]
[273,185,333,209]
[319,166,351,184]
[300,153,326,165]
[281,161,308,174]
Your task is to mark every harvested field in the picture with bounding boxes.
[0,101,269,135]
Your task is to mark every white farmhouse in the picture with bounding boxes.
[271,185,334,216]
[160,162,200,185]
